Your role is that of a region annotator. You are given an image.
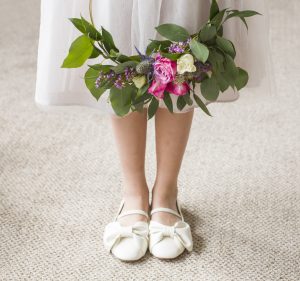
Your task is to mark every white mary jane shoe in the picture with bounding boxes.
[149,200,193,259]
[102,199,149,261]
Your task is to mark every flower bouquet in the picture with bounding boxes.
[62,0,261,119]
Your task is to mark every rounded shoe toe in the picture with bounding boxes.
[111,237,147,261]
[150,237,184,259]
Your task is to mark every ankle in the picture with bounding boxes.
[123,193,150,211]
[151,188,178,209]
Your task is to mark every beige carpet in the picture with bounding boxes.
[0,0,299,280]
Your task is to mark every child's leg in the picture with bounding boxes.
[151,107,194,225]
[109,108,149,226]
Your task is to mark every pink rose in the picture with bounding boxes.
[153,53,177,84]
[148,80,166,99]
[148,53,177,98]
[166,81,190,96]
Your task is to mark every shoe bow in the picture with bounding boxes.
[149,220,193,252]
[103,221,149,252]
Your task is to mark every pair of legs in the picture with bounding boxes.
[110,107,194,226]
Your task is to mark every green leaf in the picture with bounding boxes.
[89,46,102,59]
[216,36,236,58]
[189,39,209,63]
[109,85,136,117]
[87,64,113,71]
[225,10,262,21]
[200,76,220,101]
[224,10,262,30]
[208,48,225,72]
[183,93,193,106]
[211,9,228,29]
[84,67,112,100]
[155,24,190,42]
[235,67,249,90]
[199,25,217,42]
[177,95,187,111]
[223,54,239,89]
[136,84,150,98]
[193,93,212,117]
[111,61,138,74]
[148,97,159,120]
[159,52,182,60]
[163,92,173,113]
[69,17,102,41]
[210,0,220,20]
[128,55,142,62]
[61,35,94,68]
[101,26,119,53]
[146,40,172,55]
[214,71,230,92]
[132,92,152,106]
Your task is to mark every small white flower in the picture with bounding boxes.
[177,54,197,75]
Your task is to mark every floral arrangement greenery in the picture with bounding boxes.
[62,0,261,119]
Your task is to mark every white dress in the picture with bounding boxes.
[35,0,275,116]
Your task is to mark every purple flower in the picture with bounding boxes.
[168,38,191,54]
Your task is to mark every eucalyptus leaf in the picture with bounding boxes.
[61,35,94,68]
[155,24,190,42]
[189,39,209,63]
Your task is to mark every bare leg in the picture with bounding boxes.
[109,108,149,226]
[151,107,194,225]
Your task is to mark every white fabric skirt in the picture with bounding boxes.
[35,0,275,116]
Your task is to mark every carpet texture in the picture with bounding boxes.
[0,1,299,280]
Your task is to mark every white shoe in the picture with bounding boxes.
[102,199,149,261]
[149,199,193,259]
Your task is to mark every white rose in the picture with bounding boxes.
[177,54,197,75]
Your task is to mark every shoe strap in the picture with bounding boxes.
[115,199,149,220]
[150,207,182,219]
[150,200,185,221]
[117,209,149,219]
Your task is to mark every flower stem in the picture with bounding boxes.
[89,0,95,26]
